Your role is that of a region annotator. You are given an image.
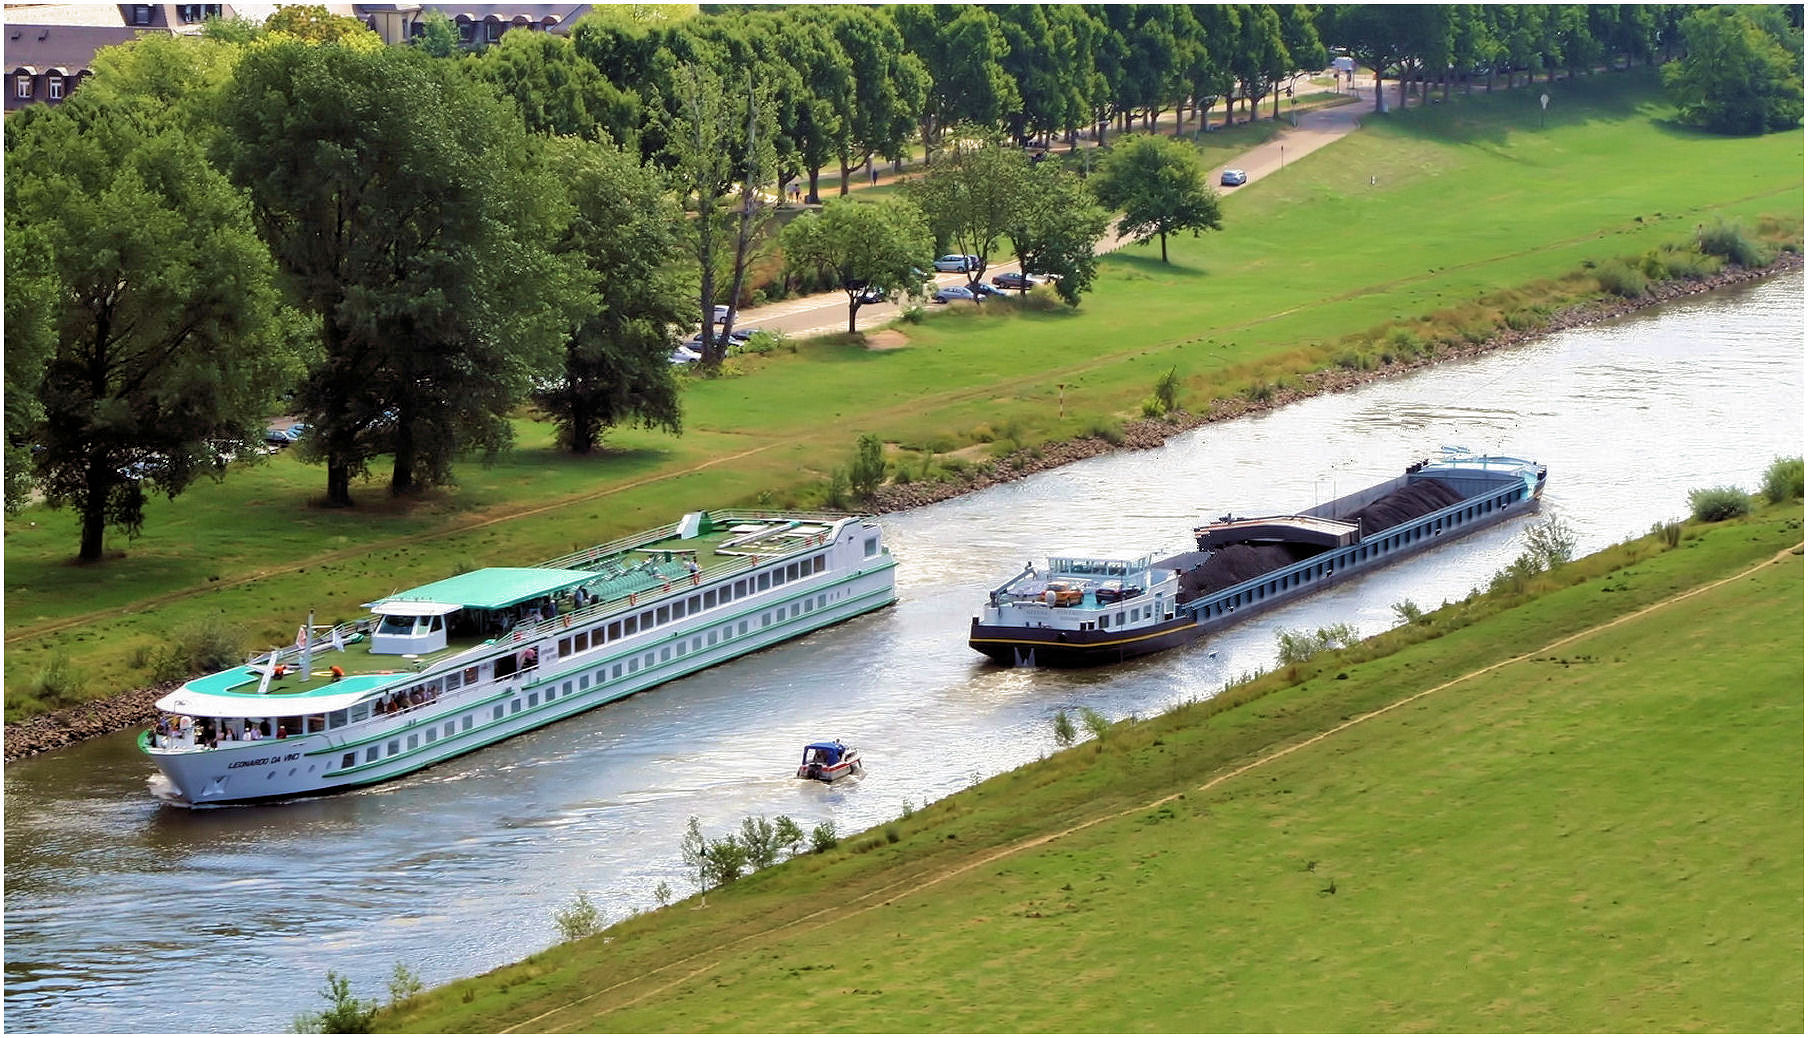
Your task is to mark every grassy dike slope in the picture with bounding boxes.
[5,68,1802,710]
[386,506,1804,1033]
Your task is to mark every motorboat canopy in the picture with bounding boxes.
[802,741,849,766]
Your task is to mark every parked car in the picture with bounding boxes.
[711,304,732,324]
[669,345,702,365]
[855,285,889,304]
[970,282,1008,298]
[933,254,981,273]
[263,423,306,447]
[990,271,1047,291]
[1220,168,1248,187]
[931,285,979,303]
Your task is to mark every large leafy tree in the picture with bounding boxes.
[1230,4,1291,123]
[893,4,1019,162]
[905,133,1030,287]
[1091,133,1222,264]
[1004,162,1110,306]
[823,5,927,191]
[3,207,57,514]
[534,137,690,454]
[1664,5,1804,135]
[1323,4,1414,113]
[470,28,640,144]
[770,11,853,203]
[5,97,287,560]
[661,61,781,367]
[781,197,934,333]
[261,3,381,47]
[1178,5,1239,133]
[221,41,579,505]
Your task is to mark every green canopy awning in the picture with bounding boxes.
[372,568,594,612]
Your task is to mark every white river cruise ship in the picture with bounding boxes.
[143,511,896,805]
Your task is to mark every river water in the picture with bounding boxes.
[5,273,1801,1033]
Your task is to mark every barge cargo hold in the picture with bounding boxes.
[969,455,1547,667]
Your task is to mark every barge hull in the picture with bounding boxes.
[969,457,1546,668]
[969,615,1202,666]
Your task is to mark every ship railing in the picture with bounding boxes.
[535,511,863,575]
[539,521,685,573]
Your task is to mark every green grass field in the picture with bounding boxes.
[4,68,1802,714]
[381,504,1804,1033]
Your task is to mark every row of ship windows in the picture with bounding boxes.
[553,553,829,660]
[1096,602,1158,630]
[1201,495,1515,617]
[335,591,843,770]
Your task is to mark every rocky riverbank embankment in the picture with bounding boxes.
[5,682,175,762]
[7,253,1799,764]
[871,254,1802,513]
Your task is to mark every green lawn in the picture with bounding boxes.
[382,505,1804,1032]
[4,67,1801,713]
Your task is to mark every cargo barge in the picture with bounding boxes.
[968,454,1547,667]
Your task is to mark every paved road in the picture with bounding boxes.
[728,95,1369,342]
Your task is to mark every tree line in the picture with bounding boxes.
[6,3,1793,561]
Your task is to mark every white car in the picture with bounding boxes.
[669,345,702,365]
[711,304,732,324]
[932,285,979,303]
[933,254,981,273]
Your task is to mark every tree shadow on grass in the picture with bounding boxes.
[1106,251,1209,278]
[1374,67,1668,149]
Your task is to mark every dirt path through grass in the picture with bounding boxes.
[496,541,1803,1032]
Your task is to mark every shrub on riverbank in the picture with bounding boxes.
[1595,258,1650,298]
[1698,218,1775,268]
[1761,455,1804,503]
[1689,485,1754,522]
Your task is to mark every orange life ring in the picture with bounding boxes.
[662,581,671,592]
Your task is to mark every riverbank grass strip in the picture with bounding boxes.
[384,506,1804,1033]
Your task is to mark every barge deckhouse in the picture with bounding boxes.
[144,511,896,805]
[969,455,1547,667]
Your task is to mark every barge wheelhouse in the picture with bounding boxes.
[144,511,896,805]
[969,455,1546,667]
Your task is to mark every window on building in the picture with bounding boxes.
[15,75,31,100]
[46,75,62,101]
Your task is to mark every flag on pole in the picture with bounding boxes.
[296,625,309,651]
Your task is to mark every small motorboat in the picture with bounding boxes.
[797,740,862,782]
